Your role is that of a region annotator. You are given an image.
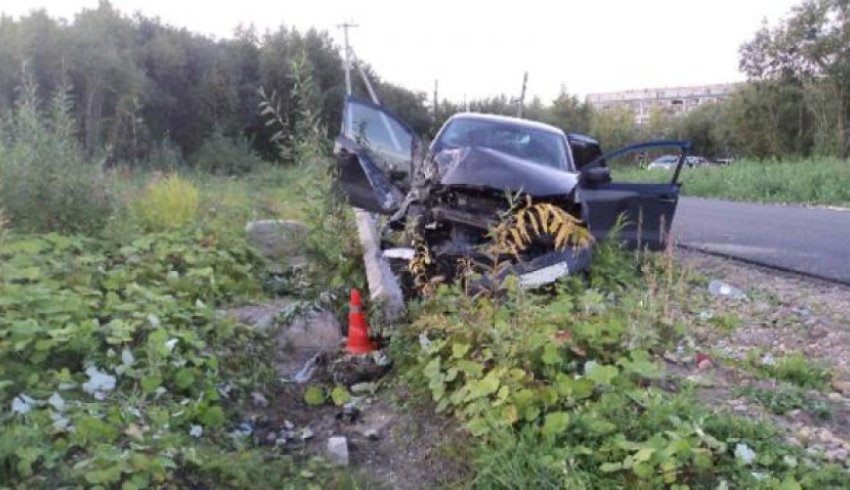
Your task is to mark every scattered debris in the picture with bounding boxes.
[300,427,314,441]
[81,367,116,400]
[293,353,321,384]
[339,402,360,423]
[695,352,713,370]
[708,279,746,300]
[48,392,65,411]
[326,436,350,466]
[251,392,270,408]
[11,394,36,415]
[189,424,203,438]
[734,443,756,465]
[235,422,253,437]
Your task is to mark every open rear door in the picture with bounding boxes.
[579,141,690,250]
[333,96,415,214]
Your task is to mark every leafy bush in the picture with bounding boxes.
[143,134,185,172]
[192,129,264,175]
[0,79,115,234]
[131,174,200,231]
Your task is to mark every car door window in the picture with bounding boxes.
[344,99,412,160]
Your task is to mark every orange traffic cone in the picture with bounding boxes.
[347,289,376,354]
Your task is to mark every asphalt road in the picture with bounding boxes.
[672,197,850,285]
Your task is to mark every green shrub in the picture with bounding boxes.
[0,79,115,234]
[767,353,831,390]
[192,129,264,175]
[143,134,185,172]
[131,174,200,231]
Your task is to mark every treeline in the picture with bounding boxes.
[0,0,846,165]
[0,1,430,164]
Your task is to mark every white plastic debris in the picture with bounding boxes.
[11,394,36,415]
[147,314,161,327]
[121,348,135,366]
[761,353,776,366]
[300,427,314,440]
[50,412,71,431]
[164,338,179,353]
[293,353,320,384]
[82,367,116,400]
[326,436,349,466]
[189,424,204,438]
[418,333,432,349]
[735,443,756,465]
[708,280,746,300]
[48,392,65,411]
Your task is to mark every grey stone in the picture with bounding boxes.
[225,298,293,331]
[708,279,746,300]
[245,219,308,266]
[326,436,349,466]
[251,392,269,408]
[278,310,343,353]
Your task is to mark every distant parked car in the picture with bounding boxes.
[647,155,679,170]
[685,156,710,167]
[649,155,711,170]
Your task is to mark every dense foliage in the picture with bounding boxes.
[0,1,430,163]
[394,244,848,488]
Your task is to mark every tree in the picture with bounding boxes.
[740,0,850,158]
[544,87,592,134]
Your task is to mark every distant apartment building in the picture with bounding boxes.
[585,83,741,126]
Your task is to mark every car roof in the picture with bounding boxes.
[444,112,565,136]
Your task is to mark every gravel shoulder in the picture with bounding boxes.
[674,249,850,466]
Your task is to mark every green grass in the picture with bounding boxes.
[737,384,832,420]
[612,158,850,207]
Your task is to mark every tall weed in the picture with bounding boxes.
[131,174,199,231]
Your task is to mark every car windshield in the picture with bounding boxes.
[436,118,568,169]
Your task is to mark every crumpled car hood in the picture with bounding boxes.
[430,146,579,197]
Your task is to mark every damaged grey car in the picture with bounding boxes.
[334,96,689,289]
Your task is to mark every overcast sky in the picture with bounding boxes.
[1,0,799,103]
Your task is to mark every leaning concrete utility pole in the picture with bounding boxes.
[516,71,528,118]
[336,21,405,324]
[337,22,357,96]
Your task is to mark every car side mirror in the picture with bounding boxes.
[580,166,611,187]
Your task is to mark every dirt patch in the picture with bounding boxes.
[226,300,472,488]
[244,371,472,489]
